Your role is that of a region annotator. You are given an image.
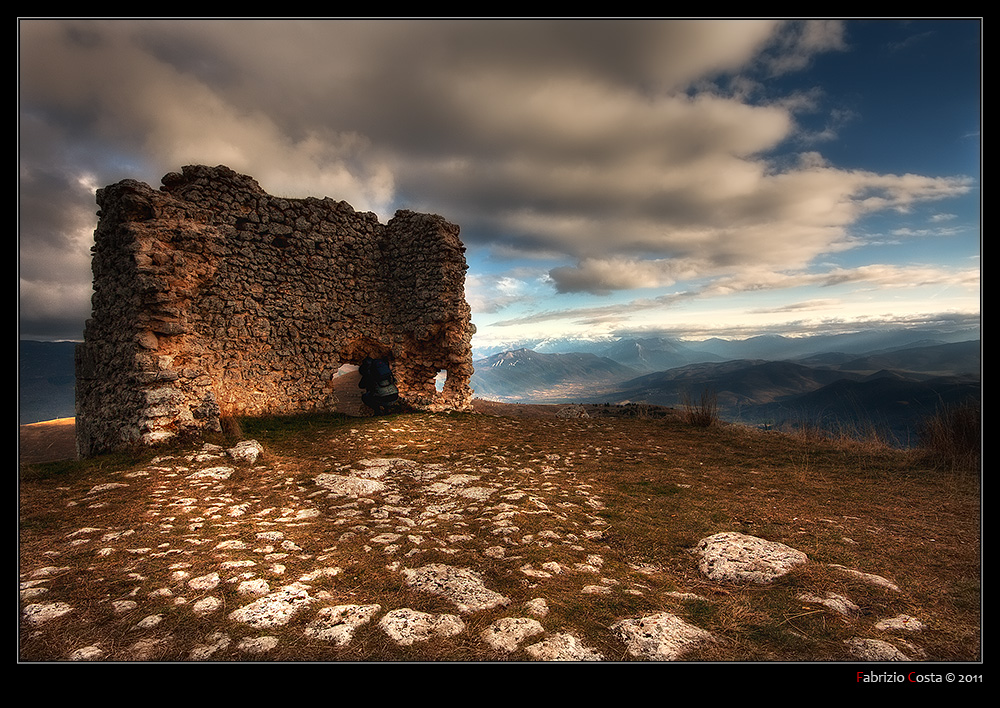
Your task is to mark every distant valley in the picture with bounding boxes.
[19,330,981,447]
[470,332,980,446]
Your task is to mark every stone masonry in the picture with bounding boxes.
[75,165,475,457]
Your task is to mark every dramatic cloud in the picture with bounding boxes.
[18,19,979,343]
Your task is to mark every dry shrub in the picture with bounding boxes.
[682,389,719,427]
[918,399,981,471]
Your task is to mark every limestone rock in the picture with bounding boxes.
[614,612,717,660]
[481,617,544,652]
[227,440,264,464]
[401,563,510,614]
[694,532,808,584]
[845,637,911,661]
[305,604,382,645]
[379,608,466,646]
[524,633,604,661]
[228,583,316,628]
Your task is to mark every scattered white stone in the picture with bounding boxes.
[128,636,171,661]
[874,614,926,632]
[229,583,315,628]
[22,602,73,625]
[189,632,231,660]
[694,532,808,584]
[481,617,544,652]
[220,560,255,570]
[845,637,911,661]
[190,467,234,480]
[299,567,342,582]
[227,440,264,463]
[315,473,386,496]
[520,564,552,578]
[372,533,403,544]
[133,614,163,629]
[68,645,104,661]
[30,566,71,578]
[525,633,603,661]
[68,527,102,537]
[830,565,900,592]
[306,604,382,645]
[380,608,465,646]
[798,592,859,616]
[664,591,708,601]
[614,612,717,660]
[402,564,510,614]
[193,597,222,615]
[87,483,128,494]
[524,598,549,617]
[235,636,279,654]
[188,572,221,591]
[458,486,495,500]
[357,458,418,476]
[238,579,271,596]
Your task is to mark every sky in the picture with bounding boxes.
[18,18,981,352]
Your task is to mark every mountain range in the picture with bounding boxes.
[19,330,981,447]
[469,333,980,446]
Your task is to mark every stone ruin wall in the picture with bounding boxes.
[75,165,475,457]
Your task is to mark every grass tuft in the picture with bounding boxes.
[917,400,981,472]
[681,388,719,427]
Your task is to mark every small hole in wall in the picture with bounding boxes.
[435,370,447,392]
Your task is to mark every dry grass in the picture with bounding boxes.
[19,406,980,662]
[916,400,981,472]
[681,389,720,427]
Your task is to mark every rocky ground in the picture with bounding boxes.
[19,407,980,663]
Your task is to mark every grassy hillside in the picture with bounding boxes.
[19,406,980,663]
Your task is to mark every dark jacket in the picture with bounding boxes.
[359,357,399,403]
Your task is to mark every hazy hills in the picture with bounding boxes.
[18,330,980,446]
[470,333,980,445]
[471,348,639,402]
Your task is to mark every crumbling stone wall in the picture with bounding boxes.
[75,165,475,457]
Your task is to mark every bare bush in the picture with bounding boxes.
[918,400,981,471]
[682,389,719,427]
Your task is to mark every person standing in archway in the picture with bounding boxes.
[359,356,399,415]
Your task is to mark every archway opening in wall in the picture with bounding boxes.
[340,336,391,366]
[327,363,362,413]
[335,363,360,377]
[435,370,447,393]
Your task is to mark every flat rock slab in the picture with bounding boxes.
[228,583,316,629]
[401,563,510,614]
[481,617,545,653]
[694,532,808,584]
[524,632,604,661]
[614,612,717,660]
[844,637,912,661]
[305,604,382,645]
[379,608,465,646]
